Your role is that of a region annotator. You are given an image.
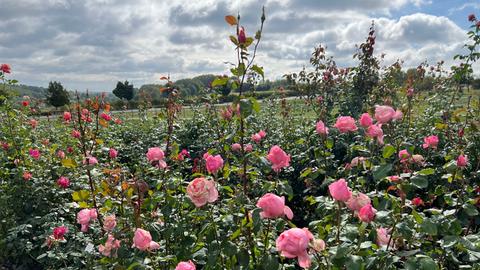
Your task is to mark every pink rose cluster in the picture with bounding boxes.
[76,208,97,232]
[186,177,219,207]
[146,147,167,169]
[267,145,290,172]
[251,130,266,143]
[203,153,224,174]
[98,234,121,257]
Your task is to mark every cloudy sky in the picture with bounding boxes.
[1,0,479,92]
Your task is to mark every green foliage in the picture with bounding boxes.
[113,80,134,101]
[46,81,70,108]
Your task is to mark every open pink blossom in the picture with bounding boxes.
[267,145,290,172]
[57,176,70,188]
[328,178,352,202]
[398,149,410,161]
[0,63,11,74]
[53,226,68,240]
[422,135,439,149]
[366,124,384,145]
[374,105,395,123]
[256,193,293,220]
[457,154,468,168]
[57,150,65,159]
[346,192,371,212]
[376,227,391,247]
[205,154,224,174]
[109,148,118,159]
[98,234,121,257]
[175,260,196,270]
[412,197,424,206]
[77,209,98,232]
[359,113,373,128]
[251,133,262,143]
[63,111,71,122]
[334,116,357,133]
[276,228,314,269]
[351,157,366,167]
[358,203,376,223]
[312,239,326,252]
[29,149,40,159]
[258,130,266,138]
[23,171,32,181]
[103,215,117,231]
[245,144,253,152]
[231,143,241,152]
[72,130,81,138]
[186,177,219,207]
[29,119,38,128]
[146,147,167,169]
[132,228,160,251]
[83,156,98,165]
[100,113,111,121]
[315,120,329,135]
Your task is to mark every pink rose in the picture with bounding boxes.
[205,154,224,174]
[374,105,396,123]
[175,260,196,270]
[0,63,11,74]
[376,227,391,247]
[57,176,70,188]
[103,215,117,231]
[258,130,266,138]
[422,135,439,149]
[109,148,118,159]
[251,133,262,143]
[256,193,294,220]
[334,116,358,133]
[23,171,32,181]
[53,226,68,240]
[186,177,219,207]
[63,111,71,122]
[231,143,241,152]
[29,149,41,160]
[411,197,424,206]
[457,154,468,168]
[359,113,373,128]
[245,144,253,152]
[328,178,352,202]
[412,154,425,166]
[312,239,326,252]
[388,175,401,183]
[77,209,97,232]
[29,119,38,128]
[100,113,111,121]
[315,120,329,135]
[407,87,414,97]
[358,203,376,223]
[132,228,160,251]
[83,156,98,165]
[98,234,121,257]
[72,130,81,138]
[398,149,410,161]
[267,145,290,172]
[393,110,403,121]
[346,192,371,212]
[146,147,167,169]
[351,157,366,167]
[57,150,65,159]
[366,124,384,145]
[276,228,314,269]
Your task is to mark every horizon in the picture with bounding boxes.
[1,0,480,92]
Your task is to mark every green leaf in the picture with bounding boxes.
[237,248,249,267]
[411,175,428,189]
[251,65,264,79]
[419,257,438,270]
[418,168,435,176]
[421,219,437,236]
[325,138,334,149]
[382,145,396,158]
[211,77,229,87]
[239,99,253,117]
[249,97,260,113]
[373,164,392,181]
[463,204,479,216]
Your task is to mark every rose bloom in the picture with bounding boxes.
[231,143,241,152]
[175,260,196,270]
[359,113,373,128]
[346,192,371,212]
[186,177,219,207]
[57,176,70,188]
[422,135,439,149]
[457,154,468,168]
[393,109,403,121]
[146,147,167,169]
[258,130,266,138]
[398,149,410,160]
[468,14,476,22]
[366,124,384,145]
[256,193,294,220]
[22,100,29,107]
[23,171,32,181]
[267,145,290,172]
[72,130,81,138]
[77,208,97,232]
[205,154,224,174]
[29,149,40,160]
[29,119,38,128]
[0,63,11,74]
[100,113,112,121]
[312,239,326,252]
[132,228,160,251]
[411,197,424,206]
[83,156,98,165]
[57,150,65,159]
[334,116,358,133]
[350,157,366,167]
[388,175,401,183]
[358,203,376,223]
[53,226,68,240]
[109,148,118,159]
[251,133,262,143]
[376,227,391,247]
[328,178,352,202]
[315,120,329,135]
[412,154,425,166]
[98,234,121,257]
[103,215,117,231]
[374,105,396,123]
[63,111,71,122]
[276,228,314,269]
[114,118,122,124]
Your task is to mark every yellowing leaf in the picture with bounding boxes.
[95,139,104,145]
[72,190,90,202]
[225,15,237,26]
[61,158,77,168]
[99,119,108,127]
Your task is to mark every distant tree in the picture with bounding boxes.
[46,81,70,107]
[113,81,134,101]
